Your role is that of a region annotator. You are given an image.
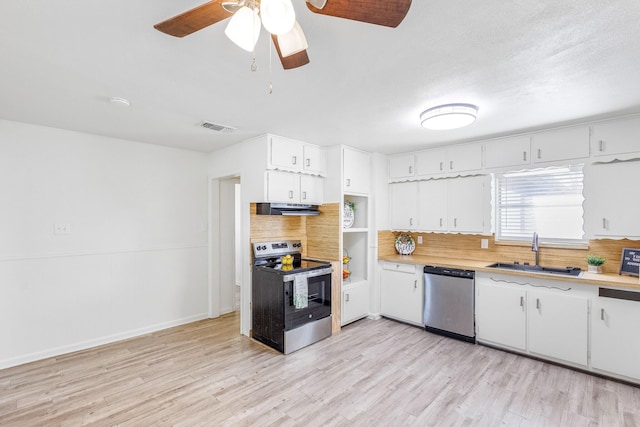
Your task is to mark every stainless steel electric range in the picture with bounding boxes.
[252,240,332,354]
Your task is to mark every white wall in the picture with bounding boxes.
[0,120,209,369]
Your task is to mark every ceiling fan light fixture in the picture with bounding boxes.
[224,6,261,52]
[260,0,296,35]
[420,103,478,130]
[276,21,308,57]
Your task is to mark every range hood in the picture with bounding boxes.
[256,203,320,216]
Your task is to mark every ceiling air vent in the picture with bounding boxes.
[200,121,236,133]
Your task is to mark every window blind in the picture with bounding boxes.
[495,165,585,244]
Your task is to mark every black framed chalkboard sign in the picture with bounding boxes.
[619,248,640,276]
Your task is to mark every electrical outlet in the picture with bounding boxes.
[481,238,489,249]
[54,223,71,235]
[417,236,423,244]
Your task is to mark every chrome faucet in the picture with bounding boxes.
[531,232,540,266]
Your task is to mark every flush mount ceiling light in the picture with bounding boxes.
[420,103,478,130]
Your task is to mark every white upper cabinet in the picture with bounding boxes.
[265,171,323,204]
[417,180,447,231]
[586,161,640,238]
[484,136,531,169]
[415,147,447,176]
[447,176,487,234]
[389,182,418,231]
[388,154,415,181]
[414,144,482,178]
[343,147,370,194]
[591,116,640,158]
[531,126,590,164]
[268,135,326,176]
[302,144,326,176]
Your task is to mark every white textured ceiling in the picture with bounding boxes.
[1,1,640,155]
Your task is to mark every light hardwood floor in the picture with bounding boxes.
[2,314,639,426]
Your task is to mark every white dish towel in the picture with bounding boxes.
[293,275,309,309]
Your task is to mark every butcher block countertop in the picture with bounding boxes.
[379,254,640,291]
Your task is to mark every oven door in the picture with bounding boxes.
[283,268,332,330]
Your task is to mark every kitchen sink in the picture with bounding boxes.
[486,262,582,277]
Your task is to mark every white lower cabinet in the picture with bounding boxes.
[476,279,526,351]
[591,292,640,381]
[527,289,588,366]
[342,281,369,326]
[476,273,588,367]
[380,262,423,326]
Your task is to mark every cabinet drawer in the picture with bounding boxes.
[381,262,417,274]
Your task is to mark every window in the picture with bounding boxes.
[495,165,585,245]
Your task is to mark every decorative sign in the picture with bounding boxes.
[619,248,640,276]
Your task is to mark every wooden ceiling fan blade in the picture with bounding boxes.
[272,35,310,70]
[306,0,412,28]
[154,0,233,38]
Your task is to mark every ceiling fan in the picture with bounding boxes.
[154,0,412,70]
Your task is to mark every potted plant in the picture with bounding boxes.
[586,255,606,273]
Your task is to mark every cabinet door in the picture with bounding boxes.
[588,161,640,238]
[300,175,324,205]
[269,135,303,172]
[592,295,640,381]
[389,182,418,230]
[415,148,447,176]
[592,116,640,157]
[343,147,370,194]
[527,289,588,366]
[417,180,447,231]
[476,280,526,350]
[447,176,486,233]
[302,144,326,176]
[532,126,590,163]
[342,282,369,325]
[380,265,423,326]
[389,154,415,180]
[265,171,299,203]
[484,136,531,169]
[447,144,483,173]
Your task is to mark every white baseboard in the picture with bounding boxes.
[0,313,208,370]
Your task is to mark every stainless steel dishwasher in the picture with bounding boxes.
[423,266,475,343]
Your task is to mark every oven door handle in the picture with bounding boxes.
[282,267,333,282]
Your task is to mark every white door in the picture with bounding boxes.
[343,147,370,194]
[447,176,486,233]
[342,282,369,325]
[527,289,588,366]
[417,180,447,231]
[476,280,526,351]
[300,174,324,205]
[389,182,418,230]
[269,135,303,172]
[380,267,423,325]
[302,144,326,176]
[265,171,299,203]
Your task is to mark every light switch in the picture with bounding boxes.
[54,223,71,235]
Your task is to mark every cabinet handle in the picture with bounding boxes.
[345,293,350,302]
[346,178,351,187]
[537,148,542,159]
[288,190,294,199]
[409,218,414,226]
[409,165,413,174]
[536,298,541,310]
[302,191,307,200]
[305,158,310,167]
[449,160,453,170]
[520,296,524,307]
[292,156,297,165]
[439,218,443,227]
[602,218,607,229]
[601,308,605,321]
[523,151,527,161]
[439,162,443,171]
[414,280,418,289]
[599,140,605,152]
[454,218,458,227]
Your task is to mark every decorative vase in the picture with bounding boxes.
[343,201,355,229]
[588,265,602,274]
[395,234,415,255]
